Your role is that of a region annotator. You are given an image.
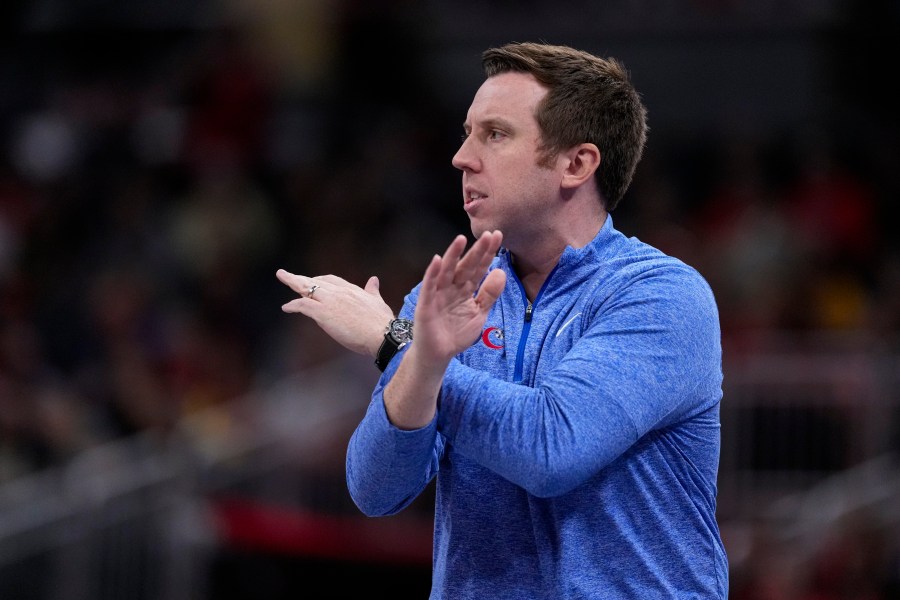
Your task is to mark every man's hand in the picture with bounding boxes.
[276,271,394,357]
[411,230,507,368]
[380,230,506,429]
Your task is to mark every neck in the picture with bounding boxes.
[509,210,606,301]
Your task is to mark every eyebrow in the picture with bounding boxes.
[463,116,516,133]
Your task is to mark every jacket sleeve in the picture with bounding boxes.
[436,265,723,498]
[345,284,444,516]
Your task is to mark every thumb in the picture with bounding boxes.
[474,269,506,312]
[364,275,381,295]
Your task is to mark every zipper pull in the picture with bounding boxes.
[525,302,533,322]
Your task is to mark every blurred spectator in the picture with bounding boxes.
[778,128,879,331]
[801,511,893,600]
[690,134,798,340]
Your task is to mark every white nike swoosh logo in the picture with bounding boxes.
[555,312,582,338]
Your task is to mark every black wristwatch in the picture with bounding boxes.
[375,318,413,372]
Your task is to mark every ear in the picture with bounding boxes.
[560,143,601,190]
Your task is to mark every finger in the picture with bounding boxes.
[452,232,485,283]
[470,230,503,274]
[276,269,317,296]
[436,235,468,289]
[419,254,443,305]
[276,268,298,287]
[474,268,506,311]
[456,230,501,284]
[277,270,333,301]
[475,230,504,275]
[281,297,321,314]
[489,230,503,254]
[364,275,381,295]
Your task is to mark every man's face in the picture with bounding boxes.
[452,72,562,248]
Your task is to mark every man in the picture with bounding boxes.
[277,42,728,599]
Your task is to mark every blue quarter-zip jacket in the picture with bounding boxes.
[346,216,728,599]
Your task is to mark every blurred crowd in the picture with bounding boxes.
[0,2,463,481]
[622,124,900,367]
[0,0,899,597]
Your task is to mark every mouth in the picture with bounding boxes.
[464,188,487,212]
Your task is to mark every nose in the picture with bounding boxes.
[452,136,479,172]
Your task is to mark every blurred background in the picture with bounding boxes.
[0,0,898,598]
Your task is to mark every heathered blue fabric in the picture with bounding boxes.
[346,216,728,599]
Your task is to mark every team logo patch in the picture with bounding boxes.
[481,326,505,349]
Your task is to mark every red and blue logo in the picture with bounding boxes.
[481,326,505,349]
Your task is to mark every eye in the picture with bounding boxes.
[487,130,506,141]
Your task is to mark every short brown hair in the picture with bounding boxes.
[482,42,648,211]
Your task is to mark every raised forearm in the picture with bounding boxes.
[382,343,449,430]
[382,232,505,429]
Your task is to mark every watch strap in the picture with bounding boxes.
[375,319,413,372]
[375,333,402,372]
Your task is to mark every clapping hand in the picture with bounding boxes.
[276,271,394,357]
[411,230,506,369]
[276,230,505,367]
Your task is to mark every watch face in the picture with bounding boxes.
[390,319,413,342]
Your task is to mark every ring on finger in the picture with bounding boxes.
[307,284,320,299]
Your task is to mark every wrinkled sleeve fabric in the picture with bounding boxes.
[437,265,721,498]
[345,286,444,516]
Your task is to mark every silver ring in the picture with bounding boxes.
[307,284,320,299]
